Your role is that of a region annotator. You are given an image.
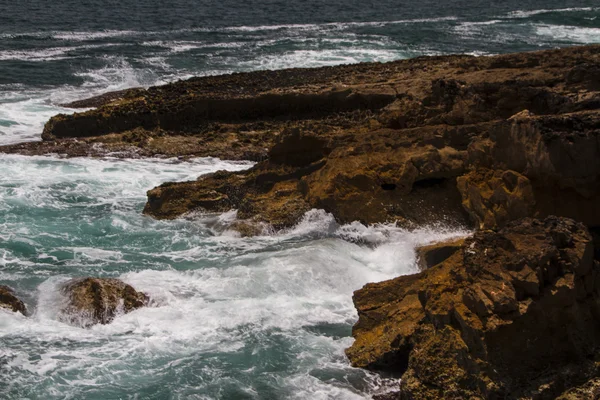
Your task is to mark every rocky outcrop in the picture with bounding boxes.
[140,45,600,232]
[0,285,27,315]
[59,278,148,327]
[1,46,598,230]
[346,216,600,399]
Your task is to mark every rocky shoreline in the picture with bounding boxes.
[2,45,600,398]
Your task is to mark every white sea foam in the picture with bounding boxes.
[1,213,468,398]
[239,48,405,70]
[0,152,469,398]
[0,43,121,62]
[220,16,458,33]
[505,7,595,19]
[0,56,193,145]
[535,24,600,44]
[52,30,140,41]
[0,97,74,144]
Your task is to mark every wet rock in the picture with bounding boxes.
[415,238,466,271]
[60,278,148,327]
[0,285,27,315]
[346,216,600,399]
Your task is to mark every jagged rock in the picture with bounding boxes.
[346,216,600,399]
[138,46,600,230]
[556,377,600,400]
[479,111,600,226]
[0,285,27,315]
[60,278,148,327]
[3,46,600,230]
[457,169,536,229]
[416,238,465,271]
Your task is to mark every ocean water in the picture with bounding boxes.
[0,1,597,399]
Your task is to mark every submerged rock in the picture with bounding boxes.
[346,216,600,399]
[60,278,148,327]
[0,285,27,315]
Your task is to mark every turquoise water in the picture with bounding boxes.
[0,1,597,398]
[0,155,468,399]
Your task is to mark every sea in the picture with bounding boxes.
[0,1,598,399]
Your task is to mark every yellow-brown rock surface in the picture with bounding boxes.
[457,169,536,229]
[134,45,600,231]
[346,216,600,399]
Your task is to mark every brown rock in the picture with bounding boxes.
[137,46,600,230]
[0,285,27,315]
[457,169,536,229]
[415,238,466,270]
[346,216,600,399]
[60,278,148,327]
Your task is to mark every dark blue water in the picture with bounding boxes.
[1,0,599,87]
[0,2,598,399]
[1,0,598,143]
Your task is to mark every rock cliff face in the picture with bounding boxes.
[347,217,600,399]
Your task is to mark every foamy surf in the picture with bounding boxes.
[0,153,469,399]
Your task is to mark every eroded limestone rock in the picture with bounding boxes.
[346,216,600,399]
[457,169,536,229]
[415,238,465,271]
[138,46,600,232]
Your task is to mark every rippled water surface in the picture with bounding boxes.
[0,0,598,398]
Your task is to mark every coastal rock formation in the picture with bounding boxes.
[136,45,599,231]
[0,285,27,315]
[2,42,600,398]
[1,46,599,231]
[59,278,148,327]
[346,216,600,399]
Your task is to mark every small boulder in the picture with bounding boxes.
[60,278,148,327]
[0,285,27,315]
